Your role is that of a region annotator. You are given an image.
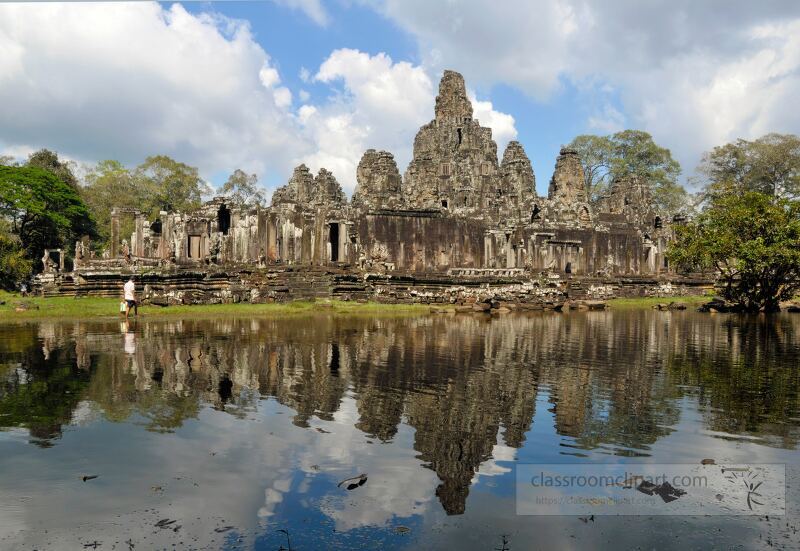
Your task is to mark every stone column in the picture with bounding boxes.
[110,208,120,258]
[267,215,277,262]
[134,213,145,257]
[159,211,170,260]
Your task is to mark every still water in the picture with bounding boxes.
[0,310,798,549]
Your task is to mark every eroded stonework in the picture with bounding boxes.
[44,70,693,303]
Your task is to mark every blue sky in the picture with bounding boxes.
[1,1,798,197]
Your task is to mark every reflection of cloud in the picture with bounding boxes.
[473,434,516,482]
[299,397,438,531]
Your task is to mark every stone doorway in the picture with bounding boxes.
[329,223,340,262]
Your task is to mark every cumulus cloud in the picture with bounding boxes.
[374,0,800,175]
[471,95,517,151]
[0,3,517,196]
[0,2,307,182]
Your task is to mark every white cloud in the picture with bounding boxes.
[374,0,800,175]
[259,66,281,88]
[273,86,293,108]
[0,3,516,196]
[471,95,517,152]
[0,2,308,184]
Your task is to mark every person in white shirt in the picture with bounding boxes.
[123,276,138,319]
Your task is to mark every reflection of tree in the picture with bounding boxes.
[0,336,89,447]
[1,310,799,514]
[667,315,800,448]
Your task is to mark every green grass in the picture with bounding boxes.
[0,290,429,323]
[607,295,711,309]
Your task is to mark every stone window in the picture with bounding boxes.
[441,200,448,208]
[654,216,662,229]
[439,162,451,177]
[481,162,491,176]
[457,128,462,145]
[531,204,541,221]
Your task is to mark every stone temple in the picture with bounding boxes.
[42,70,704,304]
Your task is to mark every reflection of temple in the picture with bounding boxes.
[2,312,799,512]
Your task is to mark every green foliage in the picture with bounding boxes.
[0,166,96,266]
[26,148,79,189]
[568,130,688,213]
[667,191,800,312]
[134,155,210,214]
[699,133,800,200]
[219,169,265,206]
[567,134,614,201]
[81,156,212,246]
[82,160,144,243]
[0,224,32,289]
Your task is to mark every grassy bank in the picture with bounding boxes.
[606,295,711,309]
[0,291,429,323]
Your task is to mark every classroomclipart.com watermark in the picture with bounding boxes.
[515,463,785,516]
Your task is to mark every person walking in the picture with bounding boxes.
[123,275,138,319]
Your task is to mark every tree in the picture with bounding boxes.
[0,155,17,167]
[134,155,210,214]
[26,149,79,189]
[568,130,688,213]
[82,160,144,244]
[698,133,800,200]
[667,191,800,312]
[0,223,32,289]
[219,169,265,206]
[568,135,614,201]
[0,166,96,268]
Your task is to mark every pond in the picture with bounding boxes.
[0,310,798,549]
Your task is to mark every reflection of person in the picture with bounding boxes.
[121,320,136,355]
[123,276,138,319]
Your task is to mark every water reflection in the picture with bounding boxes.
[1,311,799,548]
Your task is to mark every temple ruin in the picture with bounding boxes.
[41,70,705,304]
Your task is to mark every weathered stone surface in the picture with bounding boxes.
[500,141,536,207]
[598,174,661,231]
[546,147,592,226]
[272,164,315,206]
[352,150,403,210]
[272,165,346,208]
[312,168,347,208]
[403,70,500,215]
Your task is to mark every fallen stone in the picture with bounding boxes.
[491,306,511,314]
[668,302,687,310]
[472,303,491,312]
